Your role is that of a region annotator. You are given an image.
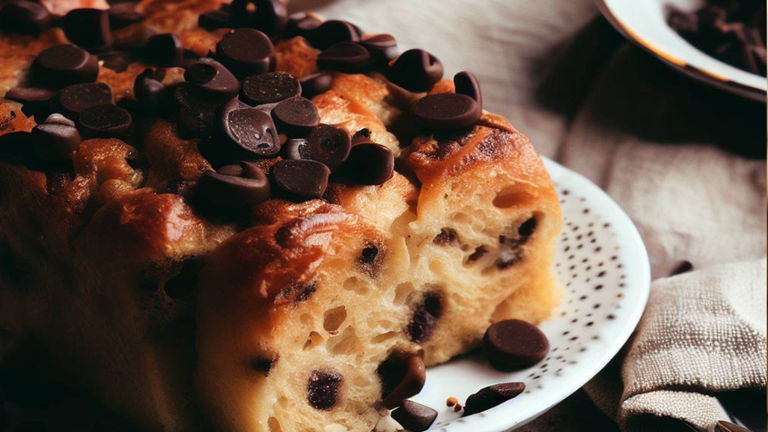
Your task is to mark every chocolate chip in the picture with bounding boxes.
[108,2,143,29]
[462,382,525,417]
[216,29,274,78]
[360,34,398,65]
[31,44,99,88]
[250,357,275,374]
[496,233,525,269]
[433,228,459,245]
[272,159,330,200]
[518,216,537,238]
[307,370,342,410]
[199,8,231,30]
[377,351,426,409]
[715,420,753,432]
[281,138,310,160]
[336,142,394,185]
[407,291,442,342]
[304,124,351,170]
[299,72,333,99]
[164,258,202,298]
[78,104,132,138]
[195,162,270,209]
[133,69,170,110]
[413,93,481,130]
[57,82,113,118]
[482,319,549,371]
[221,103,280,157]
[454,71,482,110]
[185,58,240,101]
[61,8,113,52]
[306,19,360,49]
[387,49,443,92]
[241,72,301,105]
[0,1,52,34]
[286,11,322,36]
[272,97,319,136]
[277,281,317,303]
[5,86,55,118]
[32,114,81,162]
[391,400,437,432]
[230,0,287,36]
[98,51,135,72]
[144,33,184,67]
[467,245,488,263]
[317,42,371,73]
[358,242,384,276]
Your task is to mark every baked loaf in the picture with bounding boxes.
[0,1,562,431]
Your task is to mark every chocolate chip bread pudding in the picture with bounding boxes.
[0,1,563,431]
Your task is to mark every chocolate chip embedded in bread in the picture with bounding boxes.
[377,351,426,409]
[144,33,185,67]
[407,291,443,343]
[272,97,319,137]
[272,159,330,200]
[336,142,394,185]
[108,2,143,30]
[216,29,274,78]
[230,0,288,36]
[413,93,481,130]
[78,104,133,138]
[433,228,459,245]
[482,319,549,371]
[31,45,99,89]
[299,72,333,99]
[276,281,317,303]
[0,1,52,34]
[61,8,114,52]
[242,72,301,105]
[5,86,55,118]
[317,42,372,73]
[360,34,398,66]
[454,71,483,110]
[495,218,536,269]
[391,400,437,432]
[32,114,81,162]
[185,59,240,100]
[57,82,113,118]
[307,370,343,410]
[517,216,537,238]
[462,382,525,417]
[387,49,444,92]
[304,124,351,171]
[358,243,384,276]
[195,162,271,209]
[250,357,275,375]
[305,19,360,50]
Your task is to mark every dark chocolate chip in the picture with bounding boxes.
[482,319,549,371]
[496,231,526,269]
[57,82,113,118]
[185,58,240,100]
[433,228,459,245]
[78,104,132,138]
[241,72,301,105]
[317,42,371,73]
[272,97,319,136]
[454,71,482,110]
[98,50,135,72]
[216,29,274,78]
[250,357,275,374]
[462,382,525,417]
[230,0,287,35]
[299,72,333,99]
[387,49,444,92]
[144,33,184,67]
[31,44,99,88]
[467,245,488,263]
[164,258,202,298]
[195,162,270,209]
[518,216,537,238]
[304,124,351,170]
[277,281,317,303]
[336,142,394,185]
[221,103,280,157]
[32,113,81,161]
[671,260,694,276]
[715,420,753,432]
[272,159,330,200]
[281,138,310,160]
[407,291,442,343]
[360,34,398,65]
[413,93,481,130]
[198,8,231,30]
[174,83,226,136]
[286,11,322,36]
[0,1,52,34]
[133,69,170,110]
[5,86,56,118]
[108,2,143,29]
[391,400,437,432]
[307,370,342,410]
[306,19,360,50]
[61,8,113,52]
[377,351,426,409]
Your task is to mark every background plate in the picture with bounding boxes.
[393,158,651,431]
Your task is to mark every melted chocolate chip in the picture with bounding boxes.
[216,29,273,78]
[377,351,426,408]
[144,33,184,67]
[360,34,398,65]
[299,72,333,99]
[174,83,227,137]
[454,71,482,110]
[221,104,280,157]
[32,114,81,162]
[317,42,371,73]
[307,370,342,410]
[195,162,270,209]
[241,72,301,105]
[108,2,143,29]
[304,124,351,170]
[0,1,52,34]
[230,0,287,35]
[185,58,240,100]
[164,258,202,298]
[32,44,99,88]
[272,97,319,136]
[281,138,310,160]
[78,104,133,138]
[433,228,459,245]
[57,82,113,118]
[387,49,444,92]
[391,400,437,432]
[482,319,549,371]
[306,19,360,49]
[407,291,443,342]
[61,8,113,52]
[336,142,393,185]
[413,93,481,130]
[462,382,525,417]
[272,159,330,200]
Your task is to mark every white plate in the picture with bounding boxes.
[397,158,651,431]
[596,0,766,102]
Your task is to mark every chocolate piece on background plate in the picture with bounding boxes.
[272,159,330,200]
[0,0,52,34]
[195,162,270,209]
[144,33,185,68]
[220,100,280,157]
[299,72,333,99]
[281,138,309,160]
[108,2,143,30]
[453,71,483,110]
[241,72,301,105]
[185,59,241,100]
[305,19,361,50]
[61,8,113,52]
[412,93,481,130]
[216,29,274,78]
[390,400,437,432]
[482,319,549,371]
[462,382,525,417]
[317,42,371,73]
[57,82,114,119]
[377,351,426,409]
[304,124,351,171]
[31,44,99,89]
[387,48,444,92]
[78,104,133,138]
[229,0,287,36]
[336,142,394,185]
[272,97,319,137]
[32,113,81,162]
[360,34,398,65]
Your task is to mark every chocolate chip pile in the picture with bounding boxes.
[668,0,766,75]
[0,0,485,216]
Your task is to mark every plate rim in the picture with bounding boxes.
[595,0,767,103]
